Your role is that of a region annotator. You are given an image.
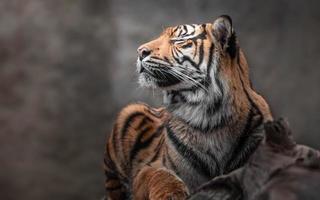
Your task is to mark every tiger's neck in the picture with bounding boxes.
[163,78,233,132]
[163,53,272,132]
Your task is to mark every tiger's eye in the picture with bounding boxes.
[180,42,193,49]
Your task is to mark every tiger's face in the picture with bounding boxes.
[137,16,236,91]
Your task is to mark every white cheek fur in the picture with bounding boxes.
[165,53,232,131]
[136,58,142,73]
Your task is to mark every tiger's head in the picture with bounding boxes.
[136,15,260,130]
[136,15,241,94]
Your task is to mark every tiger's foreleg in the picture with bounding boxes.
[133,166,189,200]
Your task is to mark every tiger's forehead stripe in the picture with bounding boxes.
[169,24,209,39]
[175,24,197,37]
[177,24,196,37]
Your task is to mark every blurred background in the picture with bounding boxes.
[0,0,319,199]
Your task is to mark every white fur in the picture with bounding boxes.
[167,53,231,130]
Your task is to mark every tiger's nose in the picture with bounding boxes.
[137,46,151,60]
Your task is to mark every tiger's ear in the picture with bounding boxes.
[212,15,237,57]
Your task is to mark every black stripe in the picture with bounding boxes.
[182,25,187,35]
[166,151,179,175]
[105,171,118,180]
[224,107,254,172]
[129,126,152,162]
[175,46,183,54]
[162,148,168,166]
[205,77,224,117]
[147,136,165,165]
[197,41,204,68]
[205,149,221,175]
[120,112,145,140]
[176,83,205,93]
[136,116,153,130]
[188,29,196,36]
[111,124,119,161]
[145,59,163,66]
[105,142,128,182]
[206,98,222,116]
[205,44,214,87]
[172,26,179,34]
[225,131,262,173]
[163,56,171,64]
[171,38,186,42]
[190,30,207,41]
[166,126,213,178]
[181,56,198,68]
[177,27,183,37]
[188,24,196,36]
[105,142,117,171]
[227,32,238,59]
[172,47,179,58]
[129,126,164,165]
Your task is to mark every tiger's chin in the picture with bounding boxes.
[137,63,183,90]
[138,73,183,90]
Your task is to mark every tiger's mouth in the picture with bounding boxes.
[137,61,182,88]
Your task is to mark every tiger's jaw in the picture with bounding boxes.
[137,58,194,90]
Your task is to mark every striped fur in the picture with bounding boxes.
[104,15,272,200]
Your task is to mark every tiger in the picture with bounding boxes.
[104,15,273,200]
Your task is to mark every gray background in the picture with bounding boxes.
[0,0,319,199]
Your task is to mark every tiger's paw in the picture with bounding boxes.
[145,167,189,200]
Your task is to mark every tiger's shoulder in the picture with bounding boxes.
[115,102,170,127]
[105,103,170,177]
